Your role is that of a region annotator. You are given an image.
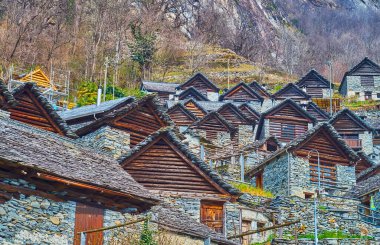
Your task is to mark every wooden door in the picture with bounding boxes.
[200,201,224,233]
[74,203,104,245]
[241,220,252,245]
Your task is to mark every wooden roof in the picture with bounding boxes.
[220,82,264,102]
[76,95,173,146]
[247,123,360,178]
[272,83,311,101]
[296,69,332,88]
[8,83,77,138]
[177,73,220,94]
[329,108,372,133]
[356,152,377,177]
[18,68,56,89]
[178,87,210,101]
[166,103,198,126]
[190,111,237,134]
[120,129,240,199]
[248,81,271,98]
[0,117,159,211]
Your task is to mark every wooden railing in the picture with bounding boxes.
[357,205,380,227]
[343,139,362,149]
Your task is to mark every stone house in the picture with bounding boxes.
[329,108,374,155]
[176,73,220,101]
[0,112,238,245]
[216,103,256,147]
[296,69,333,98]
[246,123,360,198]
[0,81,77,138]
[255,99,316,144]
[271,83,311,104]
[339,57,380,101]
[119,128,242,236]
[220,82,264,108]
[140,80,179,103]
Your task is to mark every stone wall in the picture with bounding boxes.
[78,126,130,159]
[207,92,219,101]
[288,155,312,198]
[346,76,380,101]
[0,179,76,245]
[238,125,254,147]
[336,165,356,189]
[225,202,241,239]
[270,195,378,240]
[262,154,289,197]
[359,131,374,155]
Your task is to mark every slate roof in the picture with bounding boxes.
[151,204,238,245]
[178,86,210,101]
[356,152,379,181]
[220,82,264,102]
[190,111,237,134]
[76,94,173,136]
[255,99,317,140]
[303,101,330,121]
[347,174,380,198]
[0,80,16,107]
[177,73,220,92]
[12,82,78,138]
[247,122,360,177]
[59,97,135,121]
[141,81,179,93]
[272,83,311,100]
[119,128,241,197]
[329,108,373,131]
[238,103,261,119]
[296,69,333,88]
[0,117,159,209]
[248,81,272,98]
[345,57,380,76]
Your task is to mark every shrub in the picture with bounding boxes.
[230,182,274,198]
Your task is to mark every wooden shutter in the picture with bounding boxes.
[256,172,263,189]
[241,220,252,245]
[74,203,104,245]
[200,201,224,233]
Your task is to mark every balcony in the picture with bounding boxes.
[344,139,362,149]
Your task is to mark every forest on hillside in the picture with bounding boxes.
[0,0,380,89]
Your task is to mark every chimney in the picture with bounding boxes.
[97,86,102,106]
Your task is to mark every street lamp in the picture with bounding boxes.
[307,149,320,245]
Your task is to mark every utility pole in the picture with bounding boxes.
[227,58,230,89]
[103,57,108,102]
[327,60,333,116]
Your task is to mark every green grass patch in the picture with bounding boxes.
[298,230,374,240]
[229,182,274,198]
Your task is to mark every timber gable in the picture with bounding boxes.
[75,95,173,146]
[303,102,330,122]
[329,109,372,134]
[216,103,253,127]
[183,99,208,118]
[238,103,260,122]
[296,70,332,98]
[120,129,240,199]
[272,83,311,101]
[177,87,210,101]
[248,81,271,98]
[7,83,76,138]
[177,73,220,95]
[167,103,197,126]
[220,82,264,103]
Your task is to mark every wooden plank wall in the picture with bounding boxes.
[332,114,365,134]
[125,139,221,194]
[193,116,231,140]
[168,107,196,126]
[269,119,308,143]
[111,104,164,146]
[73,203,104,245]
[306,106,327,121]
[182,79,216,95]
[239,105,259,122]
[184,101,206,118]
[218,107,247,127]
[223,87,260,102]
[9,91,62,134]
[306,87,323,98]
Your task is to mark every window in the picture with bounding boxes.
[281,124,295,139]
[255,172,263,189]
[304,192,314,199]
[201,201,224,233]
[355,92,360,97]
[365,91,372,100]
[361,76,375,87]
[309,161,337,186]
[377,93,380,99]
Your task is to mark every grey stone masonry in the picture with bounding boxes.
[0,179,76,245]
[238,125,254,147]
[346,75,380,101]
[225,202,241,241]
[359,131,374,155]
[263,154,289,197]
[79,126,130,159]
[336,165,356,189]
